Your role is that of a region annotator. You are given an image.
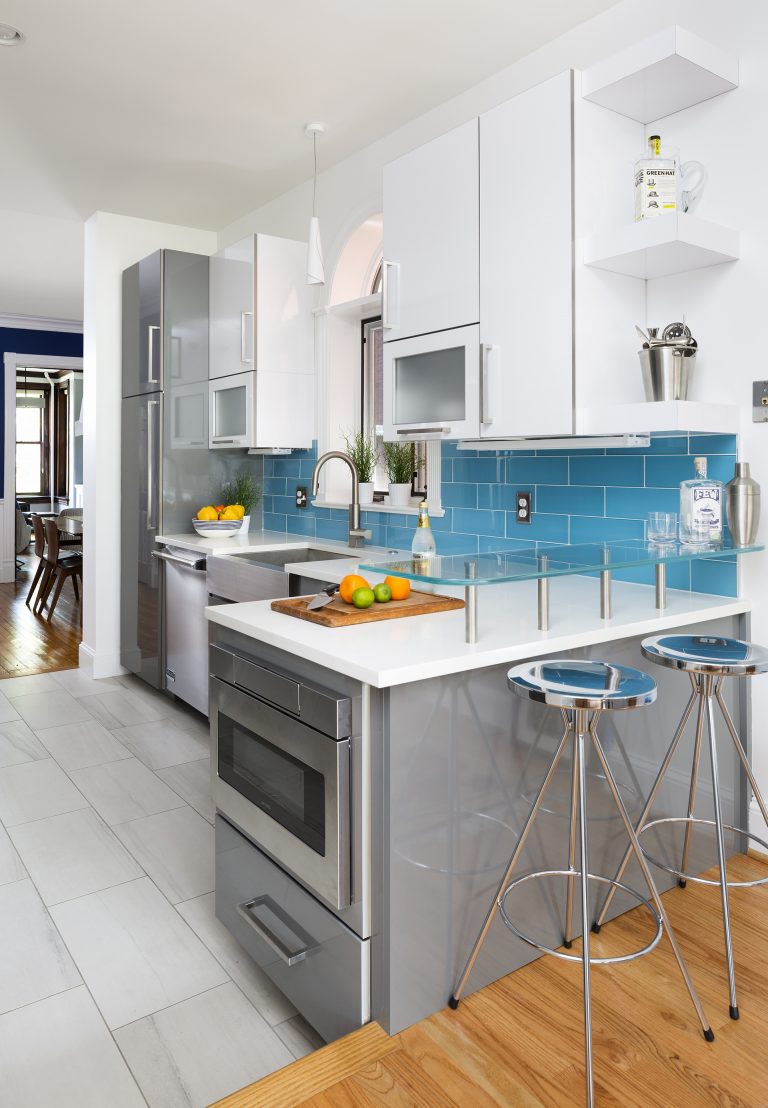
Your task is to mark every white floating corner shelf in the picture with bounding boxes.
[581,26,738,123]
[576,400,740,437]
[584,213,739,280]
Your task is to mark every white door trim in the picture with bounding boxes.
[3,351,84,583]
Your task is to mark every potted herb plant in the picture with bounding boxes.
[343,428,378,504]
[219,470,262,533]
[384,441,415,507]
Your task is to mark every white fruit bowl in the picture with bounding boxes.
[191,518,242,537]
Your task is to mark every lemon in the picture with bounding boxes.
[197,506,218,521]
[232,504,246,519]
[220,507,240,521]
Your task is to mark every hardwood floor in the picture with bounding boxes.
[216,854,768,1107]
[0,553,81,677]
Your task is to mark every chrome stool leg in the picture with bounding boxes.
[703,676,739,1019]
[575,711,594,1107]
[564,721,580,949]
[679,679,707,888]
[449,722,571,1008]
[592,677,699,932]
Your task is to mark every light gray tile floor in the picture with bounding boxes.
[0,668,323,1106]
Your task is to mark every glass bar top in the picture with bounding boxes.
[359,539,764,587]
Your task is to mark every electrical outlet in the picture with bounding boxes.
[754,381,768,422]
[295,486,308,509]
[516,490,532,524]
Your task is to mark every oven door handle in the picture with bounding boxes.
[236,895,315,967]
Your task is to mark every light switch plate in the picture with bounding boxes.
[753,381,768,422]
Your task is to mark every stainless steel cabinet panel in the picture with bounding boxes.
[215,816,369,1043]
[122,251,162,398]
[120,394,162,687]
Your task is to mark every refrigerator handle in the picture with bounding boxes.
[147,399,160,530]
[147,325,161,385]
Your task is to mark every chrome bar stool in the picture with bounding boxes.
[594,633,768,1022]
[449,659,714,1108]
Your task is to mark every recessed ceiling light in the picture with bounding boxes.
[0,23,24,46]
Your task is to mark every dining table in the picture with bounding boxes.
[56,515,83,537]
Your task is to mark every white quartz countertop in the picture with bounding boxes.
[205,573,750,689]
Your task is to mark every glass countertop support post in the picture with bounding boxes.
[538,554,549,632]
[601,548,612,621]
[465,559,478,644]
[656,563,667,610]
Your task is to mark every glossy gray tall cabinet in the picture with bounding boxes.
[120,250,210,690]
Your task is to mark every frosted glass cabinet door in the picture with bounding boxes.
[479,71,574,437]
[383,325,480,440]
[383,120,479,342]
[209,373,252,448]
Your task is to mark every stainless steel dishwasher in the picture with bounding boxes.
[153,546,209,715]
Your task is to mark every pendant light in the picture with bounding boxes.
[305,122,325,285]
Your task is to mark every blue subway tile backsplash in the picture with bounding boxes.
[261,435,738,597]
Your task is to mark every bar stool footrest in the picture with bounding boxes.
[638,817,768,888]
[499,869,662,965]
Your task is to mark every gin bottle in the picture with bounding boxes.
[412,500,436,560]
[634,134,677,221]
[680,457,722,543]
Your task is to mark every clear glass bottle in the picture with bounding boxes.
[634,134,678,221]
[412,500,436,561]
[680,456,722,543]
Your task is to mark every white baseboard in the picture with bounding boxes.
[79,642,127,680]
[748,798,768,845]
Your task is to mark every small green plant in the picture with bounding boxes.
[383,441,414,486]
[343,428,378,483]
[219,470,261,516]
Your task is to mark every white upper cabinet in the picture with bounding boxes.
[479,71,574,438]
[382,120,479,342]
[209,233,314,449]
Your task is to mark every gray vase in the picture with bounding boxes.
[725,462,760,546]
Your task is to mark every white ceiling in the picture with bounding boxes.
[0,0,619,321]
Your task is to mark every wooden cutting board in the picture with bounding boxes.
[271,590,465,627]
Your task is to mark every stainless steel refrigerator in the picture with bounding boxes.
[120,249,212,691]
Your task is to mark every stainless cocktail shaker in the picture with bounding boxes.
[725,463,760,545]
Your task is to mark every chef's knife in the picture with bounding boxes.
[307,584,340,610]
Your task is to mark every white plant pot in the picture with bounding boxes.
[238,514,251,533]
[358,482,374,505]
[388,483,412,507]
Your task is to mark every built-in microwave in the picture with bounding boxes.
[382,323,483,440]
[209,643,354,912]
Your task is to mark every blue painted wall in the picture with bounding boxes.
[262,434,738,598]
[0,327,84,487]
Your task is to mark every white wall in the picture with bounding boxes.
[81,212,216,679]
[215,0,768,824]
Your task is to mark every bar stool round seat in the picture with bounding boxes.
[642,633,768,676]
[449,657,714,1108]
[508,658,657,711]
[592,632,768,1024]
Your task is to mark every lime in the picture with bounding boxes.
[373,583,392,603]
[351,587,375,609]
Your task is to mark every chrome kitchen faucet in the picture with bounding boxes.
[311,451,372,548]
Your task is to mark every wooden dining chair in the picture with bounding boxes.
[35,518,82,621]
[25,514,48,607]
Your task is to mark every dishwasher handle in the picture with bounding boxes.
[152,550,207,572]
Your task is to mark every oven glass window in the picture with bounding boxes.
[218,714,325,855]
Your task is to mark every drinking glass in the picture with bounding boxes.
[679,515,711,546]
[648,512,678,543]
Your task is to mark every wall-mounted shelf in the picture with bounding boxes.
[577,400,740,437]
[584,213,739,279]
[581,26,738,123]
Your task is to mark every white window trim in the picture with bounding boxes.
[314,296,442,517]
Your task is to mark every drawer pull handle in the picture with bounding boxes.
[237,896,314,967]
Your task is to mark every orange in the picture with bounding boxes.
[339,573,370,604]
[384,575,410,601]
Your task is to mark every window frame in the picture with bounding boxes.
[15,383,50,499]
